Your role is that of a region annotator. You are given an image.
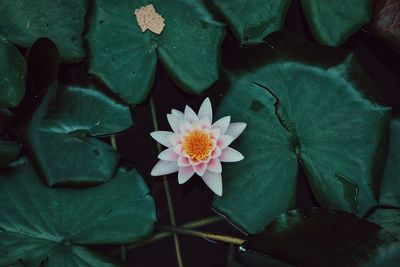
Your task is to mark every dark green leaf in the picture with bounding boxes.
[211,0,291,45]
[0,0,86,61]
[380,119,400,207]
[368,208,400,240]
[0,165,156,266]
[26,83,133,186]
[243,208,400,267]
[214,31,390,234]
[300,0,375,45]
[0,140,20,167]
[86,0,225,104]
[0,40,26,109]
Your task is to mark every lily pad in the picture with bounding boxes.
[380,119,400,207]
[300,0,375,45]
[26,83,133,186]
[213,31,390,234]
[0,0,86,61]
[86,0,225,104]
[242,208,400,267]
[0,140,20,167]
[368,208,400,240]
[211,0,291,45]
[0,40,26,109]
[0,165,156,266]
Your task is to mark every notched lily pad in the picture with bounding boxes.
[211,0,291,45]
[242,208,400,267]
[26,83,133,186]
[0,165,157,266]
[0,40,26,109]
[213,31,391,234]
[0,0,86,61]
[86,0,226,104]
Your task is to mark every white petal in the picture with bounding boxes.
[158,148,179,161]
[219,147,244,162]
[150,131,175,147]
[173,144,184,155]
[207,159,222,173]
[171,109,184,119]
[178,166,195,184]
[194,163,207,176]
[179,120,192,134]
[210,128,221,141]
[211,146,222,159]
[217,135,234,150]
[225,122,247,141]
[177,156,190,167]
[197,118,211,130]
[212,116,231,135]
[168,134,181,146]
[184,105,199,124]
[167,114,181,133]
[151,160,179,176]
[189,158,202,166]
[202,171,223,196]
[198,97,212,122]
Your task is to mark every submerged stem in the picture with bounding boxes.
[150,96,184,267]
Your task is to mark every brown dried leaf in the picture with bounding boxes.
[369,0,400,53]
[134,4,165,35]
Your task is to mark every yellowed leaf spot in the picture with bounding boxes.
[134,4,165,35]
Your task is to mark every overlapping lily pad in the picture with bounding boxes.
[213,31,391,234]
[86,0,225,104]
[0,40,26,109]
[0,0,86,61]
[242,208,400,267]
[0,165,157,266]
[0,141,20,167]
[379,119,400,207]
[211,0,291,45]
[26,83,133,186]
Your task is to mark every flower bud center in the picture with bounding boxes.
[182,130,213,161]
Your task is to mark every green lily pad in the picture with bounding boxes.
[300,0,375,45]
[213,31,390,234]
[26,83,133,186]
[0,0,86,61]
[368,208,400,240]
[0,165,156,266]
[211,0,291,45]
[0,40,26,109]
[242,208,400,267]
[380,119,400,207]
[0,140,20,167]
[86,0,225,104]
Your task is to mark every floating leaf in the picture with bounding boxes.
[26,83,133,186]
[211,0,291,45]
[243,208,400,267]
[300,0,375,45]
[0,165,156,266]
[213,31,390,234]
[0,0,86,61]
[0,40,26,109]
[86,0,225,104]
[369,0,400,54]
[380,119,400,207]
[368,208,400,240]
[0,140,20,167]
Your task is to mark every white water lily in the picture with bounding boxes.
[150,98,246,196]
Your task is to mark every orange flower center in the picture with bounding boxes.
[182,130,213,161]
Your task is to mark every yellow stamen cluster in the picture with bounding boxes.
[182,130,213,161]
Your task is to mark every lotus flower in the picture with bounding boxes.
[150,98,246,196]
